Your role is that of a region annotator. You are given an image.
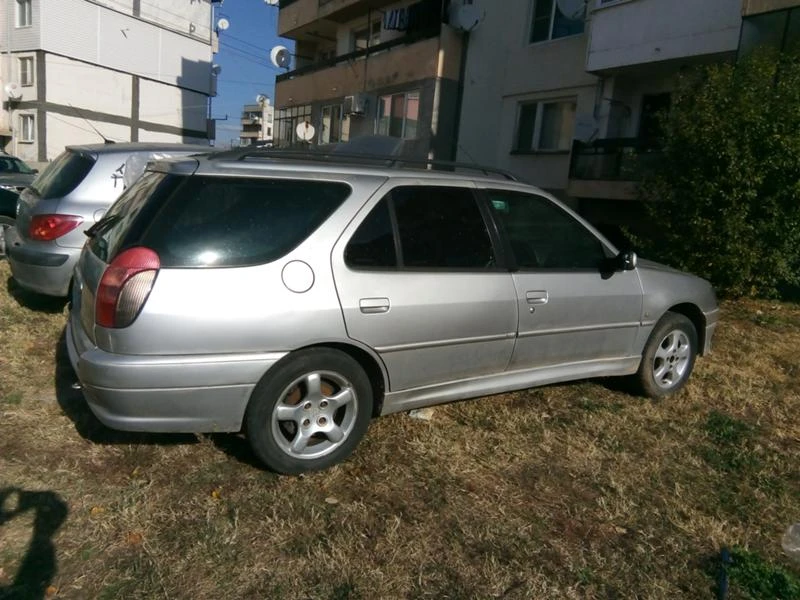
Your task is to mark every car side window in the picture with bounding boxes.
[488,190,607,270]
[345,185,495,270]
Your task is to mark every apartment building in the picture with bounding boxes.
[240,97,275,146]
[275,0,464,159]
[457,0,744,212]
[0,0,214,164]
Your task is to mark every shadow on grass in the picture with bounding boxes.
[53,328,267,469]
[6,277,68,314]
[0,488,68,600]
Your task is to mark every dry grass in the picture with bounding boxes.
[1,259,798,599]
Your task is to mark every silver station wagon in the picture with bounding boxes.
[66,150,719,474]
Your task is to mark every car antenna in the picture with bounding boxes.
[68,103,116,144]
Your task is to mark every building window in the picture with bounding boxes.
[376,91,420,139]
[353,20,381,51]
[19,57,34,86]
[514,99,576,152]
[529,0,584,44]
[739,7,800,56]
[320,104,344,144]
[19,114,34,142]
[16,0,32,27]
[274,105,312,146]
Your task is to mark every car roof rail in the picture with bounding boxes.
[208,148,519,181]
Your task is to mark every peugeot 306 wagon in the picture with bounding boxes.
[66,150,719,474]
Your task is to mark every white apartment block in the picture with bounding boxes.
[239,97,274,146]
[457,0,744,207]
[0,0,214,164]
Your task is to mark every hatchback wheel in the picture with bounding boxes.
[245,348,373,474]
[635,312,698,398]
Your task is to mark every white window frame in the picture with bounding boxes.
[16,0,32,28]
[320,103,344,145]
[19,56,34,87]
[514,98,577,152]
[375,90,420,139]
[352,20,381,51]
[19,114,34,142]
[529,0,585,44]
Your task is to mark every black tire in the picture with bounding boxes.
[634,311,698,398]
[245,348,373,474]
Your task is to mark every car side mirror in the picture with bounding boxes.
[618,250,637,271]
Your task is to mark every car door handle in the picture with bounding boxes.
[526,291,549,305]
[359,297,390,314]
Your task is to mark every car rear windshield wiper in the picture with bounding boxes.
[84,214,121,238]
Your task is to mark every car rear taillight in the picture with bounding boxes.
[29,214,83,241]
[96,247,160,328]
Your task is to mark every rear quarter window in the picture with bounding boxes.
[139,177,351,267]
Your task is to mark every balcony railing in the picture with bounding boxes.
[276,24,441,83]
[568,138,663,182]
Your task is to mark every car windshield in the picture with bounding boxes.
[29,150,96,199]
[0,156,35,174]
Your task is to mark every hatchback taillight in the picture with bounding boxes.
[96,247,160,328]
[29,214,83,241]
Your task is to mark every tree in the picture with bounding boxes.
[639,48,800,298]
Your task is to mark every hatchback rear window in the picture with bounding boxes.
[124,176,350,268]
[30,150,96,199]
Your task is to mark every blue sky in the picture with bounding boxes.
[210,1,293,147]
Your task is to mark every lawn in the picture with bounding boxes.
[1,259,799,599]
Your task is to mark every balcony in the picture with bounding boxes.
[586,0,741,72]
[239,130,261,139]
[279,0,398,38]
[567,138,663,200]
[275,25,449,107]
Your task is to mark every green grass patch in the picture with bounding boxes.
[718,548,800,600]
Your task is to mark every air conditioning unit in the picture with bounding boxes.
[344,93,369,116]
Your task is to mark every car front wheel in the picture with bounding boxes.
[635,311,698,398]
[245,348,373,474]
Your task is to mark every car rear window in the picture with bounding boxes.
[30,150,96,199]
[91,175,351,267]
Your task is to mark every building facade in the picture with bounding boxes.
[275,0,465,159]
[457,0,744,211]
[0,0,214,164]
[239,97,275,146]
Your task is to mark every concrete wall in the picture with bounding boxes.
[457,0,598,192]
[587,0,742,72]
[40,0,212,93]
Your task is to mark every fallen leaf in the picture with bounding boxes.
[131,466,141,477]
[125,531,144,545]
[211,487,222,500]
[325,496,339,505]
[45,585,58,597]
[90,505,105,516]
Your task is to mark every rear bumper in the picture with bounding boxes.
[6,227,77,296]
[66,318,286,433]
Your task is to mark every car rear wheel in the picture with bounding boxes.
[245,348,373,474]
[635,312,698,398]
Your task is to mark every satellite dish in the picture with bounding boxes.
[449,4,482,32]
[264,0,279,5]
[216,17,230,31]
[270,45,291,69]
[296,121,316,142]
[555,0,585,19]
[256,94,268,105]
[4,83,21,100]
[211,64,222,75]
